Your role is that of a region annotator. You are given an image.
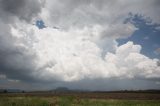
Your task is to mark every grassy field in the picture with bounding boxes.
[0,96,160,106]
[0,93,160,106]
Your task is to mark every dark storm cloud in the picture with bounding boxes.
[0,0,43,22]
[60,78,160,91]
[11,78,160,91]
[0,0,43,82]
[1,0,25,14]
[0,47,36,82]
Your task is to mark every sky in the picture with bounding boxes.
[0,0,160,91]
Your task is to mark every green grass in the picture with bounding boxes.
[79,99,160,106]
[0,97,49,106]
[0,96,160,106]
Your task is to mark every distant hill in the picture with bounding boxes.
[55,87,69,91]
[50,87,90,93]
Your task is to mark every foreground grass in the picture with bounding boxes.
[0,96,160,106]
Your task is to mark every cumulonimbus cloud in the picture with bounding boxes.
[0,0,160,83]
[7,25,160,82]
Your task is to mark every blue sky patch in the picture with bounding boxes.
[36,20,46,29]
[118,14,160,59]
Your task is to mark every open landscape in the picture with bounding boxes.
[0,0,160,106]
[1,90,160,106]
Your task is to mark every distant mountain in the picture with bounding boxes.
[49,87,90,93]
[54,87,69,92]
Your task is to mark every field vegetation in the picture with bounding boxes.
[0,92,160,106]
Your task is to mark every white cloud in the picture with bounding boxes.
[106,42,160,79]
[0,0,160,84]
[9,24,159,82]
